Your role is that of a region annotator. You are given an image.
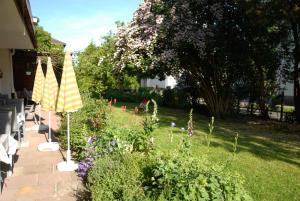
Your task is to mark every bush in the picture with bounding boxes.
[87,149,252,201]
[58,95,109,160]
[144,152,252,201]
[104,88,163,104]
[87,153,147,201]
[162,87,192,109]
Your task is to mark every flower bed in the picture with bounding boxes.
[61,97,252,200]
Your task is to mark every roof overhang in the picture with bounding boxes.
[0,0,37,49]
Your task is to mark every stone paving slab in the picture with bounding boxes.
[0,108,81,201]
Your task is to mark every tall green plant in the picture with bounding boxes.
[206,116,215,148]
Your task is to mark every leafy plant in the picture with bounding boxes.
[144,152,252,201]
[88,153,147,201]
[143,99,159,135]
[58,96,109,160]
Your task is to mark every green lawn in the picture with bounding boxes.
[111,102,300,201]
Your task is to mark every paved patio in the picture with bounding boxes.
[0,107,81,201]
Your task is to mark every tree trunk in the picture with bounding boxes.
[291,22,300,123]
[257,64,269,119]
[200,78,231,118]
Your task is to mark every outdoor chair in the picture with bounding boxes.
[0,98,6,105]
[5,99,25,144]
[0,111,17,178]
[0,106,17,139]
[0,94,9,99]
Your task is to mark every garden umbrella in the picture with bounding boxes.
[38,57,59,152]
[31,58,47,131]
[56,51,82,171]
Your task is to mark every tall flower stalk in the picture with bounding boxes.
[206,117,214,148]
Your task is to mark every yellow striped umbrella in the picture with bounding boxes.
[41,57,58,111]
[56,52,82,112]
[32,58,44,103]
[31,58,47,128]
[56,52,82,171]
[38,57,59,151]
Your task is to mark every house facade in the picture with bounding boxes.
[141,76,177,89]
[0,0,36,97]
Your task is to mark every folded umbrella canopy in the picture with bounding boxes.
[31,58,47,131]
[32,58,44,104]
[38,57,59,152]
[56,51,82,171]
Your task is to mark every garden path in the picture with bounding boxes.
[0,107,81,201]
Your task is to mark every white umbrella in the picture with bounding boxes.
[56,52,82,171]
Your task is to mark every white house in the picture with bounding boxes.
[141,76,177,89]
[0,0,36,97]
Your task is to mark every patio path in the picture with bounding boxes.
[0,107,81,201]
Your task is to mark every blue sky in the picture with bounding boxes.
[30,0,142,51]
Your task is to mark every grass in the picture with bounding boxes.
[111,102,300,201]
[274,105,295,113]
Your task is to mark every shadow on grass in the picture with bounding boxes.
[114,102,300,167]
[211,122,300,167]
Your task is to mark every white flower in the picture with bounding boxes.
[171,122,176,127]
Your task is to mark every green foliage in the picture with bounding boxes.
[123,74,140,90]
[88,153,148,201]
[35,25,64,67]
[162,88,191,109]
[206,117,215,148]
[91,125,136,156]
[144,152,252,201]
[35,26,52,52]
[76,34,117,96]
[104,88,163,104]
[58,96,109,160]
[143,100,159,135]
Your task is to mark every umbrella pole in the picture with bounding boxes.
[37,110,59,152]
[38,104,41,125]
[57,112,77,171]
[67,112,71,163]
[48,111,52,142]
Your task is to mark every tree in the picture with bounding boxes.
[76,35,117,96]
[115,0,284,118]
[35,25,65,67]
[267,0,300,122]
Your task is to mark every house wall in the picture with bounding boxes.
[0,48,14,97]
[165,76,177,89]
[281,81,294,105]
[141,76,177,89]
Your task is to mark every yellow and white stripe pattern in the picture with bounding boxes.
[32,58,45,103]
[41,57,58,111]
[56,52,82,112]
